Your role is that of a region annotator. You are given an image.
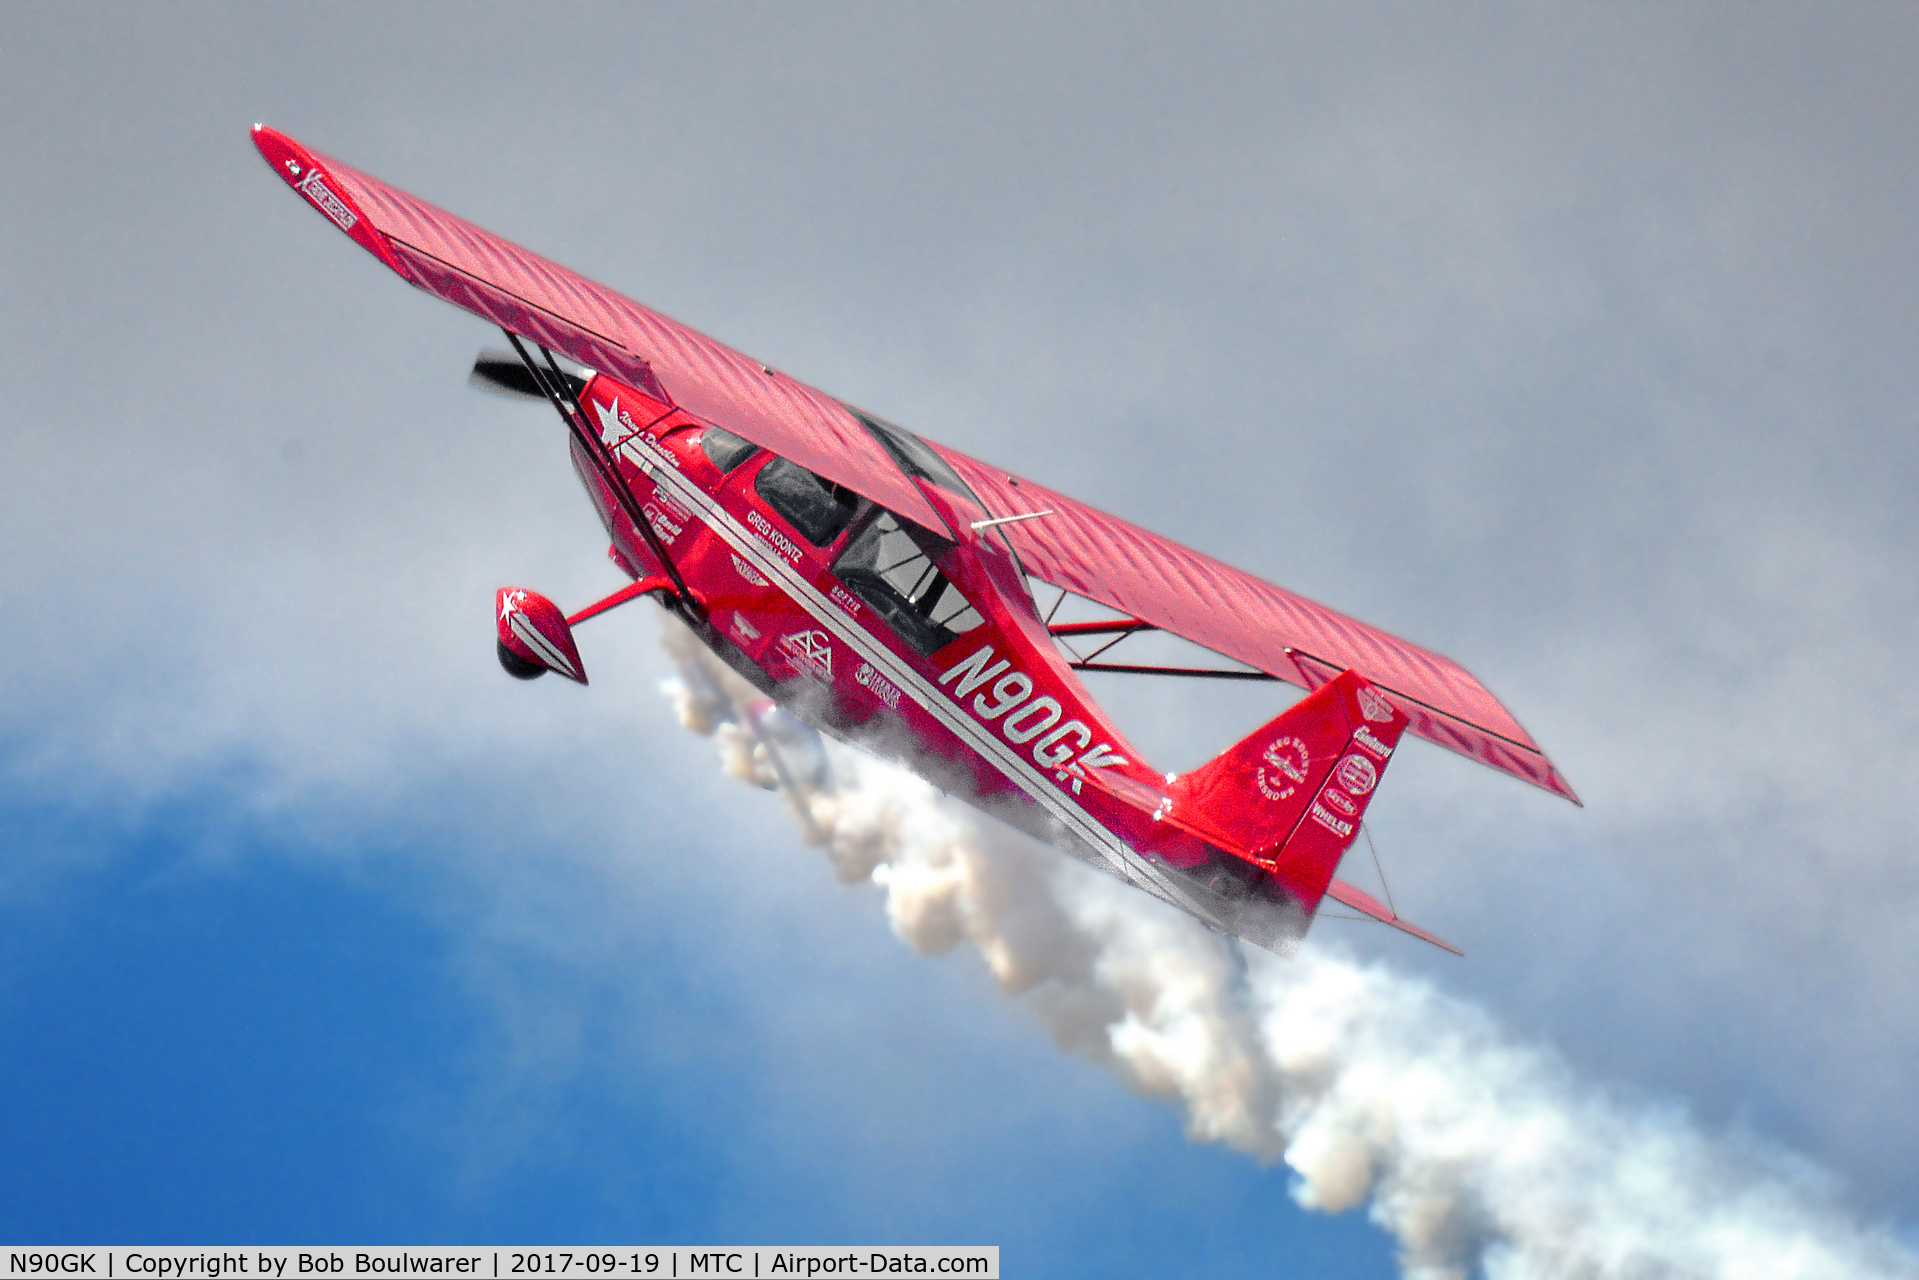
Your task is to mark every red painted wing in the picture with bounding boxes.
[934,451,1579,804]
[250,125,946,535]
[254,125,1574,805]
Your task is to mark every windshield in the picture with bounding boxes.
[699,425,760,473]
[847,409,988,508]
[834,511,986,656]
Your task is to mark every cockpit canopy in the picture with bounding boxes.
[700,424,760,473]
[849,408,988,510]
[835,511,985,656]
[755,455,861,546]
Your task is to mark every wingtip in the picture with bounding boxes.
[250,122,291,167]
[251,126,407,275]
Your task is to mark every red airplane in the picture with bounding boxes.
[253,125,1578,958]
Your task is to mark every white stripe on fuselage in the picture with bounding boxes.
[611,422,1212,920]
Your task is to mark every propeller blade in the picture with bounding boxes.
[469,348,592,401]
[469,350,549,401]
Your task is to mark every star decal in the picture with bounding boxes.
[592,397,626,447]
[499,589,527,622]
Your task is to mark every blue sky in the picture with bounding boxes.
[0,763,1393,1274]
[4,4,1918,1275]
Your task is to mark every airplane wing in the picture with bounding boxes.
[250,125,948,535]
[254,125,1574,804]
[933,451,1580,804]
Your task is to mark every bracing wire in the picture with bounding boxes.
[1362,821,1397,919]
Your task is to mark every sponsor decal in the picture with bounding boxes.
[1357,685,1395,724]
[778,629,833,682]
[731,554,769,587]
[1335,753,1379,796]
[1256,735,1310,802]
[747,508,804,564]
[609,407,681,474]
[855,661,901,709]
[731,613,761,642]
[829,583,863,616]
[294,167,357,232]
[1353,726,1395,760]
[643,502,682,544]
[619,438,678,471]
[1309,802,1354,838]
[937,645,1127,775]
[1321,788,1358,817]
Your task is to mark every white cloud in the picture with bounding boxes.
[658,629,1917,1278]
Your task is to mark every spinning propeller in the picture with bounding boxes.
[469,349,588,401]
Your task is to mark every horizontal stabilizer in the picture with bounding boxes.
[1323,879,1462,956]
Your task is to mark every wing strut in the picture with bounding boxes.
[502,331,703,621]
[1069,662,1281,681]
[737,708,827,845]
[1047,616,1278,681]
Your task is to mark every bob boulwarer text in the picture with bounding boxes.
[144,1258,479,1277]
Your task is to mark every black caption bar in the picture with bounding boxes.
[0,1250,997,1280]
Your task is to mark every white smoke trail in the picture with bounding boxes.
[658,622,1916,1279]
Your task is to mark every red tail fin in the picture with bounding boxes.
[1163,670,1409,913]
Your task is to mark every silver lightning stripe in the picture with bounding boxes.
[508,613,579,681]
[608,419,1213,921]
